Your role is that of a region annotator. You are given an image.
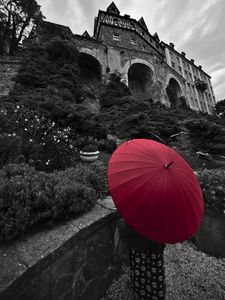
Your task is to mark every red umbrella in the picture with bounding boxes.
[108,139,204,244]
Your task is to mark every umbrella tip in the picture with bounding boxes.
[164,161,174,169]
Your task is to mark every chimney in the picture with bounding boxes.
[190,59,195,63]
[169,43,174,49]
[181,52,186,57]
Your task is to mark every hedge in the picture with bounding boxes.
[0,162,107,241]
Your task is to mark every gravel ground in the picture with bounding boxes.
[101,241,225,300]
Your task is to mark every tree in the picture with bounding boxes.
[5,35,80,127]
[215,99,225,118]
[0,0,44,55]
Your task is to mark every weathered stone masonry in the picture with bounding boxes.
[74,2,216,113]
[0,2,216,114]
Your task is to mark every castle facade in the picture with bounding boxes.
[74,2,216,114]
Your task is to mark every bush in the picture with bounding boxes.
[97,139,117,153]
[54,182,97,219]
[0,103,78,171]
[196,169,225,213]
[100,96,135,109]
[57,161,108,199]
[82,144,98,152]
[0,134,22,168]
[0,163,99,241]
[100,72,131,109]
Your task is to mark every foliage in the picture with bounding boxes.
[0,0,44,55]
[100,98,193,142]
[0,162,107,241]
[100,72,131,109]
[196,169,225,213]
[67,104,107,139]
[0,103,78,171]
[183,117,225,155]
[97,138,117,154]
[57,161,108,199]
[215,99,225,118]
[82,144,98,152]
[0,134,22,168]
[5,33,80,128]
[100,95,135,109]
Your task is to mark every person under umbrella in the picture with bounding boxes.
[115,218,166,299]
[108,139,204,300]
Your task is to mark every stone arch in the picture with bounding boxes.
[166,75,184,105]
[122,58,155,82]
[123,59,155,100]
[78,49,102,82]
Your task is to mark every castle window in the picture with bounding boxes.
[130,38,136,45]
[171,62,175,68]
[142,30,145,36]
[187,83,191,91]
[142,45,146,51]
[113,33,120,41]
[178,66,182,73]
[113,18,118,25]
[130,22,135,29]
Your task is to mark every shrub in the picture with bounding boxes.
[58,161,108,198]
[196,169,225,213]
[0,134,22,168]
[54,182,97,219]
[100,72,131,109]
[57,161,108,199]
[0,103,78,171]
[97,139,117,153]
[82,144,98,152]
[0,163,98,241]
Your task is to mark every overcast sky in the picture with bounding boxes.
[37,0,225,101]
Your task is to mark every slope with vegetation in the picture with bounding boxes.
[0,1,225,244]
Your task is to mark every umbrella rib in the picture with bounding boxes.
[109,169,160,191]
[108,165,160,176]
[173,176,202,229]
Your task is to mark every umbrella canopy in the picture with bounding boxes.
[108,139,204,244]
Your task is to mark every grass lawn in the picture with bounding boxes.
[102,241,225,300]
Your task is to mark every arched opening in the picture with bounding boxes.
[78,53,101,83]
[166,78,182,106]
[128,63,154,100]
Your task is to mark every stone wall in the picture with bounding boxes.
[0,198,125,300]
[0,56,21,97]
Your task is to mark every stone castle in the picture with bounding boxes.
[73,2,216,114]
[0,2,216,114]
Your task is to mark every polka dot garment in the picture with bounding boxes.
[129,248,166,300]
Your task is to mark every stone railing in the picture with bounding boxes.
[0,198,125,300]
[0,55,22,63]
